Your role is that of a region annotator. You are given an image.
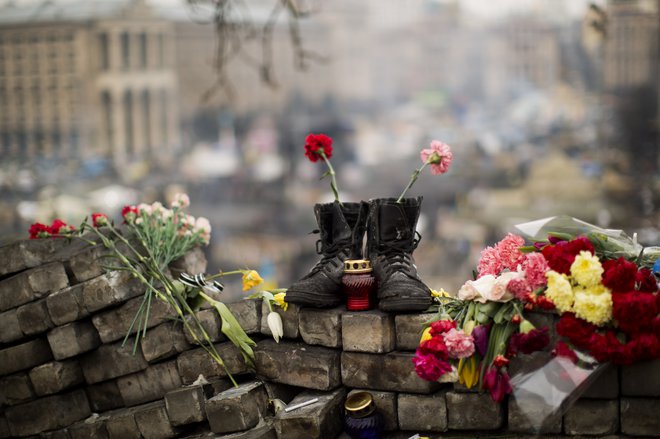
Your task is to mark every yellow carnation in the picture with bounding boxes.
[573,286,612,326]
[570,251,603,287]
[545,270,574,313]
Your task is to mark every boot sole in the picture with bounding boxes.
[285,290,342,308]
[378,296,431,313]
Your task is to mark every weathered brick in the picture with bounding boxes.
[446,391,503,430]
[347,389,398,431]
[17,299,54,336]
[0,262,68,311]
[620,397,660,436]
[226,299,262,335]
[0,373,35,406]
[80,339,149,384]
[117,360,182,406]
[39,428,72,439]
[274,388,346,439]
[140,321,190,362]
[508,396,562,434]
[46,284,88,326]
[66,245,110,284]
[184,309,226,345]
[341,351,441,394]
[263,381,303,405]
[0,338,52,376]
[134,401,178,439]
[342,310,395,353]
[81,271,143,314]
[169,247,207,279]
[397,392,447,432]
[260,301,300,339]
[29,360,84,396]
[564,399,618,435]
[0,239,70,277]
[47,321,101,360]
[299,307,343,348]
[176,343,249,385]
[582,363,618,399]
[92,295,175,344]
[68,416,109,439]
[164,385,208,426]
[621,358,660,396]
[105,408,141,439]
[0,308,24,344]
[86,381,124,412]
[0,415,9,439]
[215,422,276,439]
[5,389,90,437]
[255,340,341,391]
[206,381,269,434]
[394,313,435,351]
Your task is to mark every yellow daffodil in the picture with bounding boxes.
[458,357,479,389]
[419,327,432,344]
[273,292,288,311]
[242,270,264,291]
[431,288,450,298]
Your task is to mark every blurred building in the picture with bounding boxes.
[603,0,659,90]
[484,17,561,100]
[0,0,179,167]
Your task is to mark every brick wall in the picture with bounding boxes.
[0,239,659,438]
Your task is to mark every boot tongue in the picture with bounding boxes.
[378,204,412,243]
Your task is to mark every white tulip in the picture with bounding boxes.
[267,312,283,343]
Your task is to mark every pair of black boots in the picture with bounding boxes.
[286,197,431,312]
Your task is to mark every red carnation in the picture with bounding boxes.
[28,222,51,239]
[49,219,74,235]
[612,291,657,334]
[541,236,594,275]
[92,213,109,228]
[556,313,597,350]
[535,295,556,310]
[636,268,658,293]
[419,336,449,360]
[122,205,138,224]
[624,333,660,364]
[304,133,333,163]
[552,341,578,364]
[508,327,550,356]
[429,319,456,336]
[602,258,638,293]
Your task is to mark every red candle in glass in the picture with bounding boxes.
[342,259,376,311]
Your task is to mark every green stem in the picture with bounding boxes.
[320,151,341,204]
[397,161,428,203]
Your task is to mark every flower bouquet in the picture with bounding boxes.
[413,217,659,431]
[28,194,286,386]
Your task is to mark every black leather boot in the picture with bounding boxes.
[286,201,368,308]
[367,197,432,312]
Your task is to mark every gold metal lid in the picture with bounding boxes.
[344,391,375,418]
[344,259,372,274]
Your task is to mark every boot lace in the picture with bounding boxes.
[308,230,350,276]
[377,231,422,279]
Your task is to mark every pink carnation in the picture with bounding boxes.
[522,252,550,289]
[507,278,533,300]
[496,233,526,271]
[420,140,453,175]
[412,350,453,381]
[442,328,475,359]
[477,246,503,278]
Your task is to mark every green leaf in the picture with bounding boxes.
[213,302,257,367]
